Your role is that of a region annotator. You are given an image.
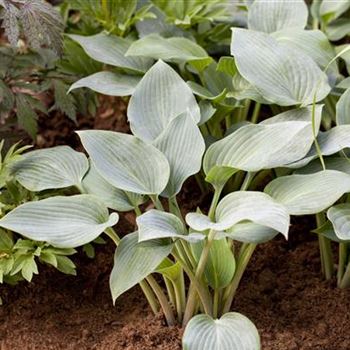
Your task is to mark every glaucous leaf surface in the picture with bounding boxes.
[288,125,350,168]
[128,60,200,142]
[153,112,205,197]
[327,204,350,240]
[265,170,350,215]
[78,130,170,195]
[0,195,118,248]
[231,28,330,106]
[81,162,144,212]
[325,19,350,41]
[11,146,89,191]
[224,222,278,244]
[68,33,152,72]
[110,232,173,302]
[204,106,323,180]
[183,312,260,350]
[192,239,235,289]
[137,209,204,243]
[186,191,289,238]
[336,88,350,125]
[248,0,308,33]
[272,29,338,79]
[68,72,141,96]
[295,157,350,175]
[126,34,212,67]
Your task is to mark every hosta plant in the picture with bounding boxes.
[4,0,350,348]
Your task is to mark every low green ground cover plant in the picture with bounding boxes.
[2,0,350,349]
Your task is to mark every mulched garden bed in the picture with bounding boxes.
[1,100,350,350]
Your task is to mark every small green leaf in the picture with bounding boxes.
[183,312,260,350]
[336,88,350,125]
[327,204,350,240]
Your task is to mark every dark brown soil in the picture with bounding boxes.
[2,101,350,349]
[0,215,349,349]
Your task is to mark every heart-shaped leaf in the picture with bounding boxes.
[110,232,173,303]
[0,195,118,248]
[224,222,278,244]
[265,170,350,215]
[81,161,145,212]
[248,0,307,33]
[231,28,330,106]
[11,146,89,191]
[288,125,350,168]
[68,33,152,72]
[78,130,170,195]
[183,312,260,350]
[126,34,212,69]
[128,60,200,141]
[204,106,323,185]
[68,72,141,96]
[137,209,204,243]
[153,111,205,197]
[186,191,289,238]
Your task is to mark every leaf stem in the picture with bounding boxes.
[251,102,261,124]
[338,243,348,286]
[183,229,216,325]
[316,213,333,280]
[146,275,176,326]
[221,243,256,315]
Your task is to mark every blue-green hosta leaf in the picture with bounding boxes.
[199,100,216,125]
[153,112,205,197]
[325,19,350,41]
[265,170,350,215]
[126,34,212,69]
[81,162,145,212]
[320,0,350,23]
[337,77,350,89]
[186,191,289,238]
[327,204,350,240]
[68,72,141,96]
[224,222,278,244]
[0,195,118,248]
[313,221,344,243]
[248,0,308,33]
[336,88,350,125]
[216,56,237,77]
[272,29,338,80]
[128,60,200,142]
[288,125,350,168]
[204,106,323,180]
[137,209,204,243]
[11,146,89,191]
[68,33,152,73]
[183,312,260,350]
[110,232,173,302]
[295,157,350,175]
[78,130,170,195]
[231,28,330,106]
